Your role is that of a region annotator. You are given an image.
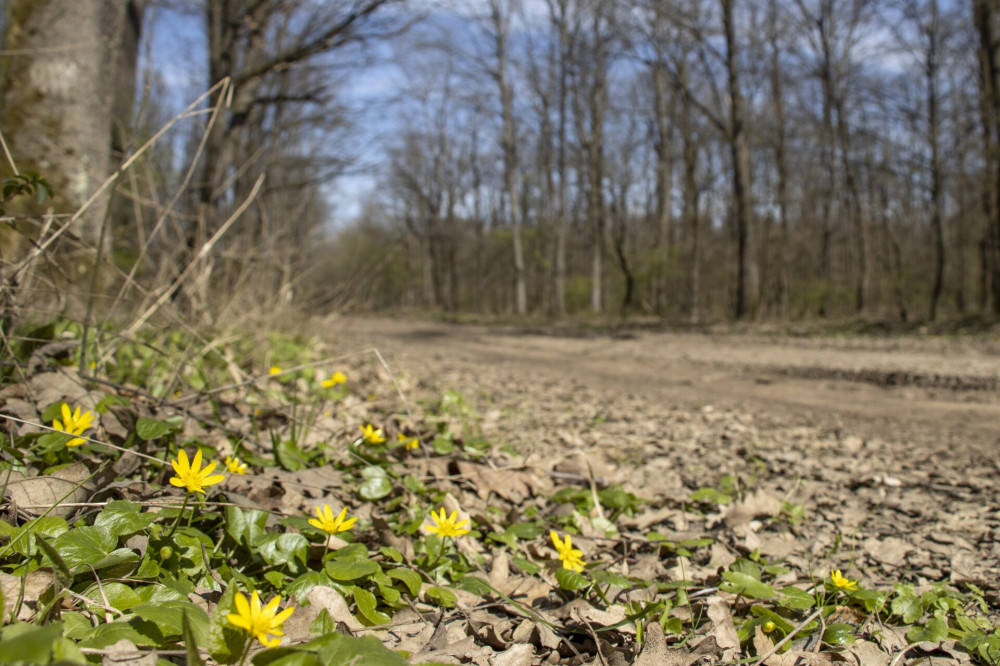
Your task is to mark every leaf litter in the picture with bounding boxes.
[0,326,998,665]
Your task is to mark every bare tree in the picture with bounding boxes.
[486,0,528,315]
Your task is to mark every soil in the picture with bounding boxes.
[338,316,1000,602]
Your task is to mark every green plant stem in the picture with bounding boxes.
[166,492,192,539]
[425,536,447,571]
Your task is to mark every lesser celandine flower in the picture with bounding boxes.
[308,504,357,534]
[550,531,586,573]
[426,507,470,538]
[53,403,94,447]
[321,371,346,388]
[169,449,225,494]
[225,455,248,474]
[360,423,386,445]
[829,569,858,591]
[397,433,419,451]
[227,590,294,648]
[268,366,282,376]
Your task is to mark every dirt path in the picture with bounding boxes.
[338,317,1000,451]
[332,316,1000,622]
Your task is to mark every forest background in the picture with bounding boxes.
[2,0,1000,327]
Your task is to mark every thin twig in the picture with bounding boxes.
[753,608,822,665]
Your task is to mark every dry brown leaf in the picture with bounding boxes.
[864,537,911,567]
[306,585,364,632]
[488,548,510,590]
[4,463,97,517]
[487,642,533,666]
[706,595,741,656]
[722,491,782,528]
[839,640,890,666]
[0,570,53,621]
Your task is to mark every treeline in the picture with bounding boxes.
[319,0,1000,322]
[1,1,999,325]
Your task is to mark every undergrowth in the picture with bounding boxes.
[0,318,997,666]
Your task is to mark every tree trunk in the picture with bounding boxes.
[973,0,1000,314]
[1,0,145,251]
[927,0,945,321]
[490,0,528,316]
[722,0,752,319]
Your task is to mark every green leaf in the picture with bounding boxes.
[379,546,403,563]
[822,623,856,646]
[0,623,64,663]
[749,606,796,634]
[311,609,335,637]
[287,572,334,604]
[80,621,154,649]
[52,524,116,570]
[387,569,421,597]
[91,547,141,575]
[511,556,541,575]
[226,506,268,546]
[892,593,923,624]
[0,622,63,663]
[555,568,591,592]
[52,636,87,664]
[456,576,492,597]
[325,559,380,581]
[35,534,72,582]
[720,571,777,599]
[590,570,633,589]
[358,475,393,501]
[274,438,308,472]
[82,582,142,612]
[505,521,545,540]
[907,618,949,643]
[432,436,454,455]
[425,586,457,608]
[331,543,369,562]
[252,650,323,666]
[136,417,175,441]
[94,500,157,537]
[181,608,206,666]
[256,533,309,569]
[778,586,816,610]
[206,585,246,665]
[661,617,684,635]
[136,585,188,604]
[309,633,410,665]
[131,601,210,643]
[353,587,390,625]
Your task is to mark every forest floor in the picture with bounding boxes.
[332,315,1000,661]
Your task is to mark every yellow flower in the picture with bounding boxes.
[550,531,586,573]
[268,366,282,376]
[53,403,94,447]
[397,433,419,451]
[227,590,294,648]
[225,455,248,474]
[360,423,386,445]
[321,371,346,388]
[829,569,858,591]
[169,449,225,494]
[426,507,470,538]
[762,620,776,633]
[308,504,357,534]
